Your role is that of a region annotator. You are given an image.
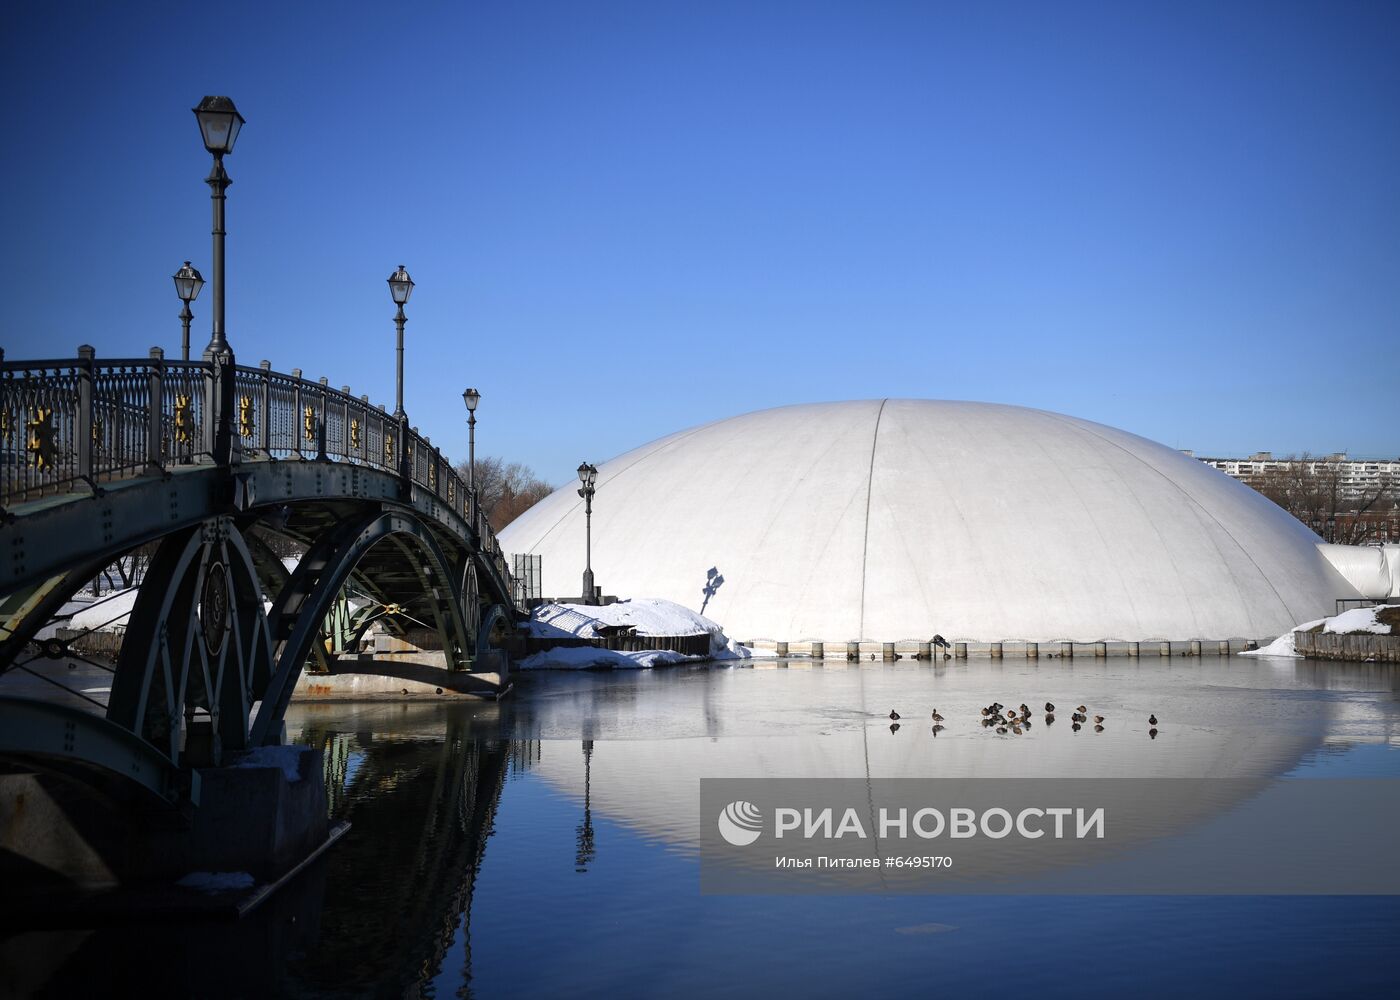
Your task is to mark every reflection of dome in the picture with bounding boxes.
[514,665,1328,858]
[501,400,1358,642]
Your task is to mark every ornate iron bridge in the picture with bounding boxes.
[0,344,516,804]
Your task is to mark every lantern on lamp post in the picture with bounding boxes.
[462,387,480,494]
[172,261,204,361]
[577,462,598,603]
[387,265,414,419]
[191,96,244,361]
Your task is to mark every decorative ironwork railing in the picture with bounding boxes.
[1,346,509,586]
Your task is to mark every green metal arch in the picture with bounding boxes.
[250,508,472,746]
[477,604,513,659]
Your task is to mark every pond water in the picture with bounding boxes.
[12,655,1400,996]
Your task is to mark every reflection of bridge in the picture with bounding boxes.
[7,717,516,996]
[0,345,519,807]
[290,719,512,995]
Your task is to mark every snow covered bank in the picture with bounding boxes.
[1239,621,1325,658]
[517,645,701,671]
[68,588,139,633]
[1242,605,1396,658]
[520,598,771,670]
[1322,606,1393,636]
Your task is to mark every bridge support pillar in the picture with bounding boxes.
[810,641,824,660]
[990,642,1003,658]
[0,747,332,902]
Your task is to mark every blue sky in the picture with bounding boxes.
[2,1,1397,482]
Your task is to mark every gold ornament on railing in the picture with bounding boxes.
[1,408,9,443]
[238,395,255,439]
[429,462,437,488]
[26,408,55,469]
[385,435,394,463]
[303,405,316,443]
[92,416,103,449]
[447,478,455,504]
[350,418,361,449]
[174,395,193,445]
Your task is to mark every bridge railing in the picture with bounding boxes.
[1,347,218,501]
[2,347,511,590]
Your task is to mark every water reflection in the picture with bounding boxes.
[7,655,1399,996]
[283,718,510,997]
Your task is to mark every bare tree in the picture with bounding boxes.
[454,456,555,532]
[1251,454,1397,544]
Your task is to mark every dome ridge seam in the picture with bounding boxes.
[858,398,891,638]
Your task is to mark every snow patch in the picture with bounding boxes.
[520,598,771,670]
[176,871,255,893]
[1242,605,1396,658]
[68,588,138,633]
[1239,619,1326,658]
[517,646,697,671]
[232,745,307,782]
[1323,606,1392,635]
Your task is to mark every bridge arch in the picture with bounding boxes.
[2,348,522,814]
[108,517,273,766]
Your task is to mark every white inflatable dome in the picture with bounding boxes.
[500,400,1360,642]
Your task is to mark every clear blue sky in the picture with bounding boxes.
[3,1,1397,482]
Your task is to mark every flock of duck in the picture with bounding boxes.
[886,703,1161,739]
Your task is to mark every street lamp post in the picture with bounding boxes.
[577,462,598,603]
[462,388,480,494]
[388,265,414,419]
[172,261,205,361]
[192,97,244,361]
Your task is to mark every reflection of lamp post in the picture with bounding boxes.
[575,738,595,872]
[577,462,598,603]
[192,96,244,361]
[462,387,480,493]
[388,265,414,419]
[172,261,204,361]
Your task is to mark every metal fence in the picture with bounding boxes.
[1,345,511,589]
[512,553,543,606]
